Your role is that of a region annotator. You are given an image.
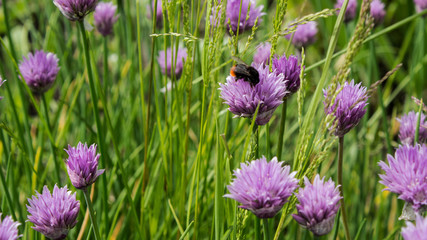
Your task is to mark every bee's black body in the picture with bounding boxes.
[230,56,260,87]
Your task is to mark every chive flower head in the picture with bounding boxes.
[224,156,298,218]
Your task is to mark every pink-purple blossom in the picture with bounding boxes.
[379,144,427,212]
[224,156,298,218]
[335,0,358,22]
[370,0,386,25]
[402,214,427,240]
[94,2,119,37]
[212,0,265,34]
[272,53,301,95]
[65,142,105,190]
[253,42,271,66]
[0,213,21,240]
[397,111,427,145]
[414,0,427,12]
[293,175,342,236]
[285,21,318,49]
[19,50,60,94]
[27,185,80,240]
[147,0,163,28]
[219,63,288,125]
[53,0,98,21]
[157,47,187,79]
[324,80,368,137]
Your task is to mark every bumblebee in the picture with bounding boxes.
[230,56,260,86]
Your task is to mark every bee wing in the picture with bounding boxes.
[233,64,253,78]
[231,56,247,65]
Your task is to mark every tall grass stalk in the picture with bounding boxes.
[369,42,392,153]
[415,100,423,145]
[41,95,61,183]
[77,21,109,236]
[83,189,102,240]
[276,99,287,161]
[338,136,351,240]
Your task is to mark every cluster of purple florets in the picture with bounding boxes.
[225,156,342,236]
[24,142,104,240]
[0,141,104,239]
[3,0,427,239]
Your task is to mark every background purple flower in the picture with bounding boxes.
[65,142,105,190]
[414,0,427,12]
[379,144,427,212]
[402,214,427,240]
[219,63,288,125]
[335,0,358,22]
[53,0,98,21]
[224,0,265,34]
[370,0,386,25]
[253,42,271,66]
[147,0,163,28]
[272,53,301,95]
[19,50,60,94]
[224,156,298,218]
[324,80,368,137]
[27,185,80,240]
[157,47,187,79]
[285,21,318,49]
[94,2,119,37]
[397,111,427,145]
[0,213,21,240]
[293,175,342,236]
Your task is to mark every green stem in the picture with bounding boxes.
[41,95,61,184]
[255,125,259,159]
[255,216,261,240]
[338,136,351,240]
[293,0,350,169]
[0,158,20,223]
[77,20,110,236]
[142,0,156,194]
[276,99,287,161]
[415,101,423,145]
[83,189,102,240]
[263,218,270,240]
[103,37,109,100]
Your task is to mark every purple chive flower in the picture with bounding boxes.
[147,0,163,28]
[53,0,98,21]
[94,2,119,37]
[397,111,427,145]
[335,0,358,22]
[27,185,80,240]
[272,53,301,95]
[402,214,427,240]
[379,144,427,212]
[253,42,271,66]
[370,0,386,25]
[157,47,187,79]
[220,0,265,34]
[219,63,288,125]
[224,156,298,218]
[19,50,60,94]
[323,80,368,137]
[285,21,318,49]
[65,142,105,190]
[414,0,427,12]
[0,213,21,240]
[293,175,342,236]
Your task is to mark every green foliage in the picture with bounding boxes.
[0,0,425,239]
